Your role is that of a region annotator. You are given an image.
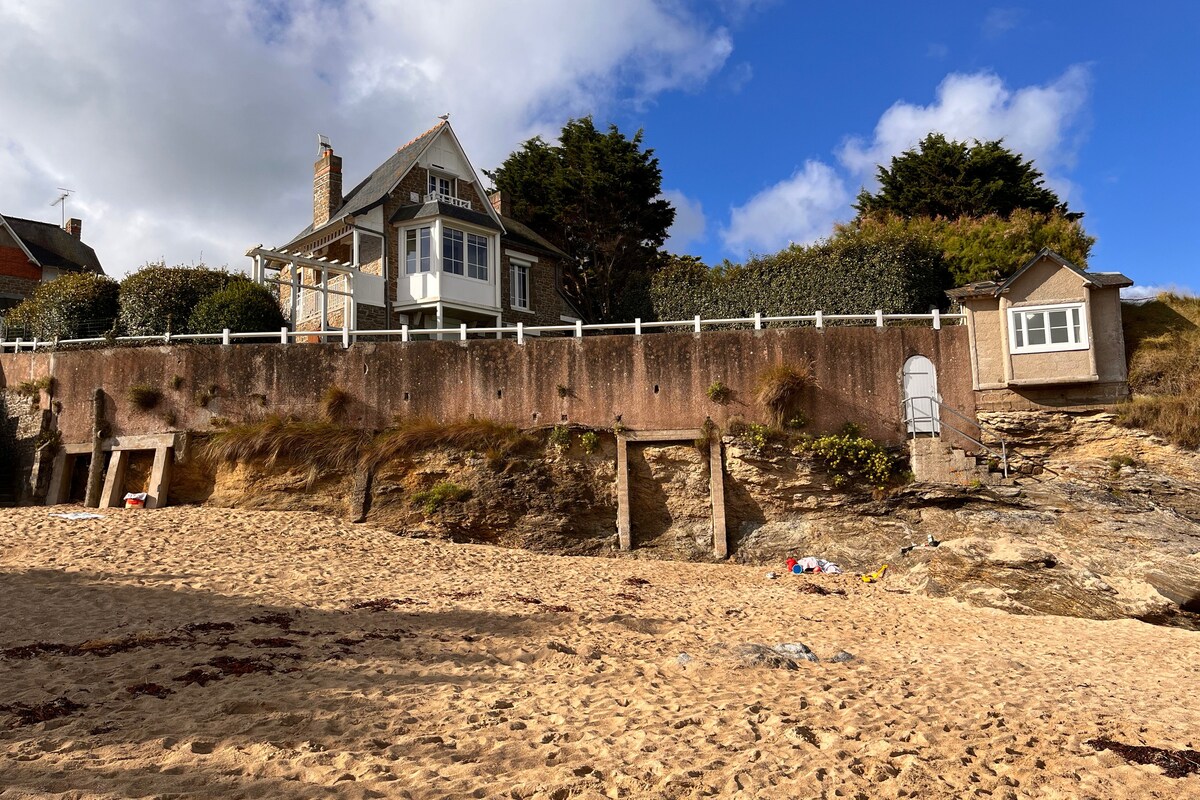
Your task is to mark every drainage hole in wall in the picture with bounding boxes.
[403,392,410,401]
[497,389,503,399]
[532,412,539,422]
[561,414,568,422]
[653,384,659,394]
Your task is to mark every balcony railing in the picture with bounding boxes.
[425,191,472,210]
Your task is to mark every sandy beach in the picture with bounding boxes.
[1,506,1197,799]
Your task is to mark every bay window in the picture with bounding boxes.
[443,228,464,275]
[1009,303,1088,353]
[404,227,431,274]
[467,233,488,280]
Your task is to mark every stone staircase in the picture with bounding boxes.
[909,436,1002,485]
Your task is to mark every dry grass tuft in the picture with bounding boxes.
[755,363,811,422]
[369,417,532,469]
[321,385,350,422]
[202,415,369,474]
[1119,293,1200,448]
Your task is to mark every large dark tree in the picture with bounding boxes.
[486,118,675,322]
[854,133,1078,221]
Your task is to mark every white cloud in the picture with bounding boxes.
[721,161,849,254]
[839,66,1090,180]
[662,190,707,252]
[0,0,734,275]
[721,66,1092,257]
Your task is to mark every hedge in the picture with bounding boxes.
[118,265,239,335]
[188,279,286,334]
[2,272,120,340]
[651,226,950,321]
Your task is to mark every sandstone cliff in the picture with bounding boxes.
[181,413,1200,626]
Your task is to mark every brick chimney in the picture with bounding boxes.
[488,190,510,217]
[313,143,343,228]
[64,218,82,239]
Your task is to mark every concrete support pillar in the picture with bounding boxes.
[616,435,631,551]
[146,446,173,509]
[100,449,129,508]
[83,389,105,508]
[45,450,68,506]
[709,438,727,559]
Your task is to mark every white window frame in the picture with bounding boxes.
[466,233,488,281]
[510,260,530,310]
[404,226,432,274]
[1008,302,1089,354]
[427,172,455,199]
[442,227,465,275]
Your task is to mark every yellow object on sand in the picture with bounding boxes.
[860,564,888,583]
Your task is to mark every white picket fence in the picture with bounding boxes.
[0,310,964,352]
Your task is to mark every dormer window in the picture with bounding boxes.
[428,173,454,199]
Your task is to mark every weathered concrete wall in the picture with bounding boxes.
[0,327,973,449]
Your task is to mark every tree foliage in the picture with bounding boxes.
[486,117,675,322]
[2,272,120,340]
[854,133,1076,220]
[118,264,238,335]
[650,225,950,321]
[841,210,1094,287]
[188,279,286,334]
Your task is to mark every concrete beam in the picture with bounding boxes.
[709,438,727,559]
[621,429,704,442]
[146,446,173,509]
[616,435,631,551]
[99,449,130,508]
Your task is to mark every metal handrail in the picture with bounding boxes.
[901,396,1008,478]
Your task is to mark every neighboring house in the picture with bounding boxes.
[947,248,1133,408]
[249,120,582,335]
[0,214,104,314]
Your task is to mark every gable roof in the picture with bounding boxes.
[287,121,505,246]
[498,214,568,259]
[0,214,104,274]
[946,247,1132,299]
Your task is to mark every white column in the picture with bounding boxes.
[320,268,329,333]
[289,261,299,326]
[436,301,444,341]
[352,229,361,267]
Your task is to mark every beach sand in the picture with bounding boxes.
[1,506,1197,799]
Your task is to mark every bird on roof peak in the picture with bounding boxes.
[438,113,450,121]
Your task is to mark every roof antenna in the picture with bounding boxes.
[50,188,74,227]
[317,134,332,155]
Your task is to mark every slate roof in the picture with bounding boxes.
[945,247,1132,299]
[1,215,104,274]
[287,121,448,245]
[499,214,569,259]
[389,200,502,232]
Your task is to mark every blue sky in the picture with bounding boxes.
[0,1,1196,295]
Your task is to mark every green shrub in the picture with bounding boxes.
[795,430,904,490]
[188,278,286,334]
[2,272,119,340]
[549,424,571,450]
[127,385,162,411]
[412,481,471,514]
[741,422,786,453]
[580,431,600,454]
[14,376,52,397]
[118,264,238,335]
[706,381,732,404]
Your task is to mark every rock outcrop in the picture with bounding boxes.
[179,413,1200,626]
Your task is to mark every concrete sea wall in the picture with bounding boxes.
[1,327,972,452]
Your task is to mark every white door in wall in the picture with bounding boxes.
[902,355,940,435]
